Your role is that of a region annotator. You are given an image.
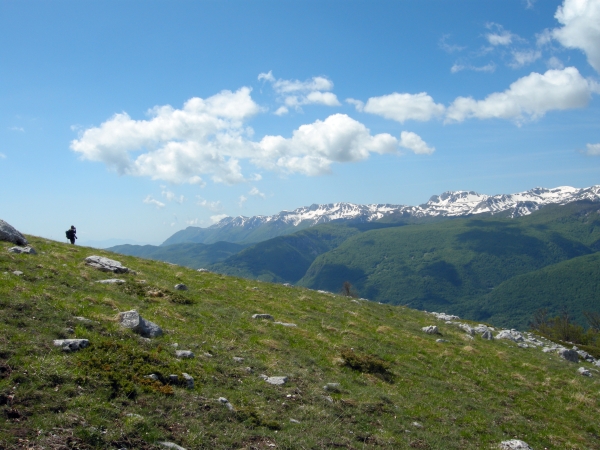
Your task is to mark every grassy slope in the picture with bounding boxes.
[2,236,600,449]
[298,202,600,324]
[108,242,246,269]
[479,252,600,329]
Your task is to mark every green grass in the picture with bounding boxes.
[2,236,600,449]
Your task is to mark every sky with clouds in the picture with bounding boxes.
[1,0,599,245]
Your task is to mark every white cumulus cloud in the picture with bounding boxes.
[552,0,600,74]
[362,92,445,123]
[485,23,518,46]
[70,87,261,185]
[586,143,600,155]
[446,67,596,124]
[249,187,266,198]
[196,196,223,212]
[258,71,341,110]
[399,131,435,155]
[143,195,165,209]
[162,189,184,203]
[254,113,399,176]
[510,50,542,68]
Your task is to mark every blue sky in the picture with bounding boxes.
[1,0,599,246]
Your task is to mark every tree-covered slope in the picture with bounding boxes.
[3,235,600,449]
[209,222,408,283]
[478,252,600,330]
[108,241,246,269]
[298,201,600,323]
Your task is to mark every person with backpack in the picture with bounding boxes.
[66,225,77,245]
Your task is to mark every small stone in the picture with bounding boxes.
[175,350,194,359]
[8,246,36,255]
[323,395,333,403]
[145,374,159,381]
[233,357,244,362]
[412,422,423,428]
[283,283,292,287]
[168,374,179,384]
[126,413,143,419]
[436,339,448,343]
[422,325,438,335]
[53,339,89,352]
[324,383,341,392]
[182,372,194,389]
[12,271,23,276]
[577,367,592,377]
[158,442,186,450]
[74,316,93,323]
[557,348,579,363]
[174,283,188,291]
[290,418,301,424]
[218,397,234,411]
[203,352,213,358]
[264,376,288,385]
[95,279,125,284]
[244,367,253,373]
[517,343,529,348]
[252,313,274,320]
[274,321,297,327]
[197,268,209,273]
[498,439,533,450]
[118,310,163,338]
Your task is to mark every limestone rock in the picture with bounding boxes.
[182,372,194,389]
[481,330,494,340]
[95,279,125,284]
[175,350,194,359]
[12,271,23,276]
[324,383,341,392]
[263,375,288,386]
[85,255,129,274]
[174,283,188,291]
[458,324,475,335]
[422,325,438,335]
[118,310,163,338]
[197,268,210,273]
[498,439,533,450]
[8,246,36,255]
[557,348,579,363]
[436,338,448,343]
[252,313,274,320]
[290,418,301,424]
[577,367,592,377]
[145,374,159,381]
[218,397,234,411]
[53,339,89,352]
[0,220,28,245]
[496,330,525,342]
[274,321,297,327]
[233,357,244,362]
[158,442,187,450]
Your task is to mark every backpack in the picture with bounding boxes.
[66,229,72,239]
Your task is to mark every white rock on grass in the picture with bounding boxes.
[118,310,163,338]
[158,442,187,450]
[458,324,475,335]
[53,339,89,352]
[175,350,195,359]
[13,271,23,276]
[323,383,341,392]
[422,325,439,335]
[182,372,194,388]
[577,367,592,377]
[496,330,525,342]
[95,279,125,284]
[197,268,210,273]
[498,439,533,449]
[174,283,188,291]
[260,374,288,385]
[8,246,36,254]
[274,321,297,327]
[252,313,274,320]
[0,220,28,245]
[85,255,129,274]
[218,397,234,411]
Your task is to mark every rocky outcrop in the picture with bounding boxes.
[85,255,129,273]
[0,220,28,246]
[557,348,579,363]
[422,325,439,335]
[8,246,36,254]
[53,339,89,352]
[498,440,533,450]
[118,310,163,338]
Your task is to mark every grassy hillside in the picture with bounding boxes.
[478,252,600,329]
[298,201,600,324]
[2,236,600,449]
[108,241,246,269]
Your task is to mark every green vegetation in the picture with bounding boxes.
[108,241,246,269]
[2,236,600,449]
[297,202,600,327]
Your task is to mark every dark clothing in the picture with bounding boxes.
[66,228,77,245]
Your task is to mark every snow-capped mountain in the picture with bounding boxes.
[161,185,600,246]
[214,185,600,228]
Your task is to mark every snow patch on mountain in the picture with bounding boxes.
[212,185,600,230]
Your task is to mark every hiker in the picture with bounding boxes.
[66,225,77,245]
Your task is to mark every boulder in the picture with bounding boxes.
[422,325,438,335]
[118,310,163,338]
[557,348,579,363]
[498,440,533,450]
[8,246,36,255]
[53,339,89,352]
[0,220,28,245]
[218,397,234,411]
[85,255,129,274]
[174,283,188,291]
[481,330,494,340]
[252,313,274,320]
[175,350,194,359]
[182,373,194,389]
[496,330,525,342]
